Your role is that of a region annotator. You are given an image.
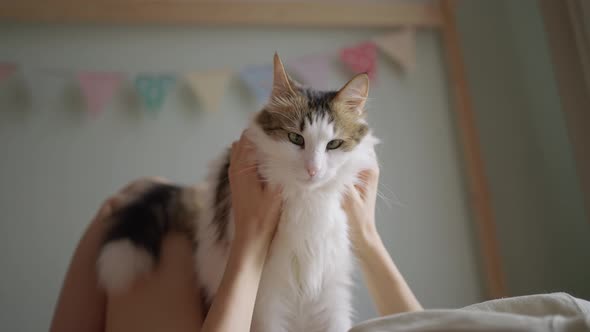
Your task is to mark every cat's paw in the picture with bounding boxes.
[97,239,154,293]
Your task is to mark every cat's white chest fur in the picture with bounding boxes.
[195,186,354,332]
[195,115,377,332]
[252,190,353,332]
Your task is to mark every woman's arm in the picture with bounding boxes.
[343,167,422,316]
[200,233,270,332]
[49,198,112,332]
[51,133,278,332]
[200,134,282,332]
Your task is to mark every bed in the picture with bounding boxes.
[351,293,590,332]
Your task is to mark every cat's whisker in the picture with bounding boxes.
[376,190,394,209]
[372,161,404,208]
[351,177,401,209]
[378,183,404,208]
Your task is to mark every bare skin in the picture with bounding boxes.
[50,133,420,332]
[200,134,282,332]
[49,191,111,332]
[50,178,205,332]
[343,168,423,316]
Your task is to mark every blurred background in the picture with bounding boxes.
[0,0,589,331]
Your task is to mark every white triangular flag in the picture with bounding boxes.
[373,28,416,72]
[186,69,232,112]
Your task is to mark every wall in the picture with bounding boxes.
[0,25,481,330]
[457,0,590,298]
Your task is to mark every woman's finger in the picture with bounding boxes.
[229,134,262,191]
[230,136,256,168]
[237,137,256,166]
[355,168,380,199]
[354,171,371,201]
[342,184,362,212]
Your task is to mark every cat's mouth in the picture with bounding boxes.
[295,175,329,190]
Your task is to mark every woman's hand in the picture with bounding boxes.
[343,166,380,248]
[229,132,282,255]
[201,133,282,332]
[342,165,422,316]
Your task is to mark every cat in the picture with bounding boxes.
[97,53,378,332]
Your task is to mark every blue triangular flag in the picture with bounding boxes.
[239,64,273,106]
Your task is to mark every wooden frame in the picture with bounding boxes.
[0,0,507,299]
[1,1,443,27]
[539,0,590,225]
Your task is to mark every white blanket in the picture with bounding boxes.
[350,293,590,332]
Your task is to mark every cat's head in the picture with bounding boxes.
[249,54,377,191]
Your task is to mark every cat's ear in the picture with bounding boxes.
[271,53,296,98]
[334,73,369,115]
[287,75,304,92]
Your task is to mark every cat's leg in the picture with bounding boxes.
[97,181,199,293]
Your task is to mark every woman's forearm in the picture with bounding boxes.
[200,133,282,332]
[356,230,422,316]
[200,235,268,332]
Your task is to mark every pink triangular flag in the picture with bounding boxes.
[0,63,17,81]
[76,72,123,116]
[288,54,332,89]
[373,28,416,71]
[339,42,378,81]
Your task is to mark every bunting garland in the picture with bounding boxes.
[186,69,232,113]
[238,64,274,105]
[373,28,416,72]
[340,42,378,81]
[77,72,123,116]
[288,54,333,89]
[0,28,416,116]
[134,74,175,112]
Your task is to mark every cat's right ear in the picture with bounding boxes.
[271,53,296,99]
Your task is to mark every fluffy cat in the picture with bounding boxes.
[97,54,378,332]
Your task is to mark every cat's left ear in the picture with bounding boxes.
[334,73,369,115]
[271,53,296,98]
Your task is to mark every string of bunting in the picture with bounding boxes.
[0,30,416,115]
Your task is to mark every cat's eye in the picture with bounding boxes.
[288,132,304,147]
[326,139,344,150]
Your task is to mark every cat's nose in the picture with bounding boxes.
[307,166,318,178]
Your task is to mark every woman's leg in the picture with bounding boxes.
[106,233,203,332]
[51,178,203,332]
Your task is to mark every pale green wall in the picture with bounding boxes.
[457,0,590,298]
[3,3,587,330]
[0,25,482,331]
